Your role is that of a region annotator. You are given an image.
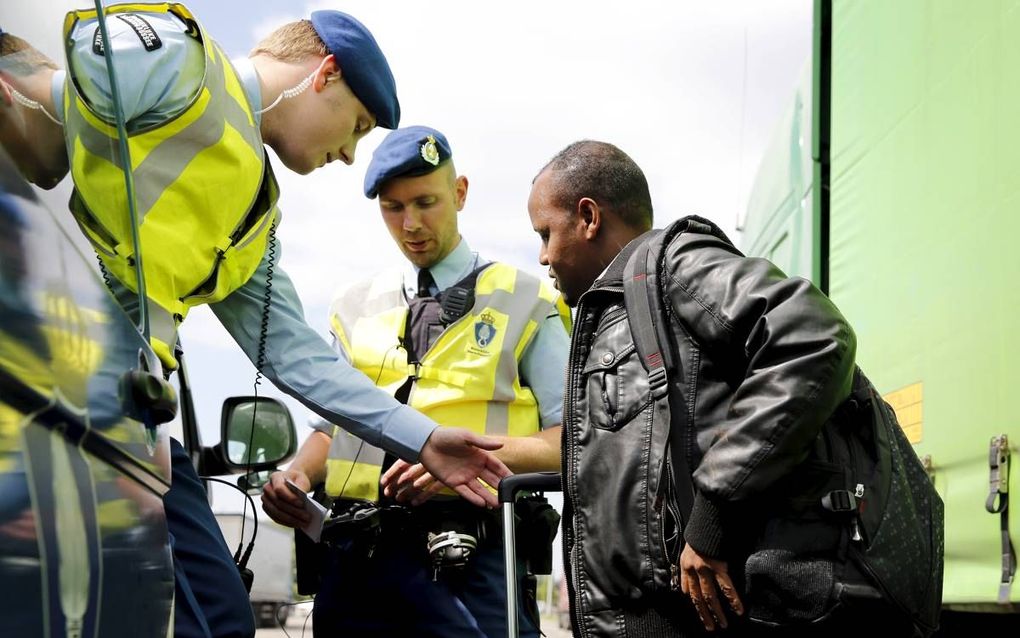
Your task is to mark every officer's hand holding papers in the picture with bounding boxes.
[284,478,328,542]
[262,468,315,529]
[418,426,510,508]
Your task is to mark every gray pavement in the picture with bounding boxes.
[255,608,573,637]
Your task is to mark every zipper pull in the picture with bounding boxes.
[851,484,866,543]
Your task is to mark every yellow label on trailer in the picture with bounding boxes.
[883,382,923,443]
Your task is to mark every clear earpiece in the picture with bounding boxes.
[256,56,334,115]
[6,82,62,125]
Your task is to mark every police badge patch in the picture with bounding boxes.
[474,311,497,348]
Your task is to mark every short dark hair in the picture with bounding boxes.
[537,140,653,229]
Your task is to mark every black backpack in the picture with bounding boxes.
[623,216,944,636]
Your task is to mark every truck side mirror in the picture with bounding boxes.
[221,396,296,471]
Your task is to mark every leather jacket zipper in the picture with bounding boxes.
[657,451,683,593]
[564,297,585,635]
[564,285,626,635]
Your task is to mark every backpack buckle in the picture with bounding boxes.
[647,365,669,400]
[822,489,857,513]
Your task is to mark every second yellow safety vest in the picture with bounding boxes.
[324,263,571,501]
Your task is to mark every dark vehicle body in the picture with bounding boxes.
[0,150,176,637]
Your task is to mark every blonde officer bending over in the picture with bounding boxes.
[0,7,510,638]
[262,126,570,638]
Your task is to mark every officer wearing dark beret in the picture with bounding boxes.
[281,125,572,637]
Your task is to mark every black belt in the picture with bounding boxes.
[326,498,501,546]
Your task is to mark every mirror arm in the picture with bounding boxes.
[199,442,230,477]
[174,344,204,469]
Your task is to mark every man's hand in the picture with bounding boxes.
[679,543,744,631]
[261,469,313,528]
[380,459,440,505]
[418,427,510,508]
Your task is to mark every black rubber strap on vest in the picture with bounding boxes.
[623,229,695,522]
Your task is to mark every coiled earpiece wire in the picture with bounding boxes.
[6,82,62,125]
[256,55,337,115]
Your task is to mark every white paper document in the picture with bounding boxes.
[285,478,328,542]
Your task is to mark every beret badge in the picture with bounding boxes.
[420,135,440,166]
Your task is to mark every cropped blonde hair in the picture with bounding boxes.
[249,19,328,62]
[0,32,59,76]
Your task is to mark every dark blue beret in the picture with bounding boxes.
[310,10,400,129]
[364,126,453,198]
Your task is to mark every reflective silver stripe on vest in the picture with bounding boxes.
[473,272,546,403]
[132,53,259,215]
[331,278,405,346]
[67,112,124,169]
[65,41,262,222]
[328,427,385,474]
[480,272,550,434]
[485,398,509,435]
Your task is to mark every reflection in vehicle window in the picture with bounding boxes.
[0,5,177,637]
[0,2,149,334]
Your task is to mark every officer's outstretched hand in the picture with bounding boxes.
[418,427,510,508]
[678,543,744,631]
[261,469,313,529]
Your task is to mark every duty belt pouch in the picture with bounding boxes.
[294,525,328,596]
[515,494,560,575]
[294,486,332,596]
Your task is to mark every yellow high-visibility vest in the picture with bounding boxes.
[324,263,571,501]
[62,3,279,369]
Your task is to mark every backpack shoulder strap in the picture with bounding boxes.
[623,230,670,398]
[623,225,695,521]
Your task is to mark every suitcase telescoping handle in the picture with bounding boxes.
[499,472,562,638]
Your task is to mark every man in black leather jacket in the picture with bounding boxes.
[526,140,858,637]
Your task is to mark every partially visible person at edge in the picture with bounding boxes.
[262,126,571,638]
[526,140,861,637]
[0,6,510,637]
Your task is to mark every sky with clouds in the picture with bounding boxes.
[5,0,812,531]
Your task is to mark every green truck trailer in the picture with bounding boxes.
[740,0,1019,630]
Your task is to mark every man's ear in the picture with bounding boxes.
[454,175,469,211]
[578,197,602,240]
[0,75,15,107]
[315,54,341,91]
